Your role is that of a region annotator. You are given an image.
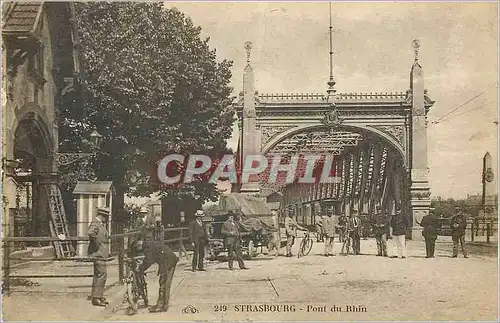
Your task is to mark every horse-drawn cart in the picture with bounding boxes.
[203,193,279,260]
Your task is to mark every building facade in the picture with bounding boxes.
[2,2,81,238]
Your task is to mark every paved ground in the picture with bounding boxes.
[2,237,498,321]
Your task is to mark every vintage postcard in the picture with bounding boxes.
[1,1,498,322]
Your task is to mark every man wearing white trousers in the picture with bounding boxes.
[390,210,409,259]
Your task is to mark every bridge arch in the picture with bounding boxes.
[262,123,407,168]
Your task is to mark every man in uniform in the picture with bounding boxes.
[284,208,308,257]
[88,207,110,306]
[315,212,324,242]
[322,210,336,256]
[450,206,468,258]
[129,239,179,313]
[419,207,439,258]
[221,211,248,270]
[371,206,389,257]
[347,210,361,255]
[390,209,408,259]
[188,210,209,271]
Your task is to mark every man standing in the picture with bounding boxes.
[347,210,361,255]
[284,208,308,257]
[131,207,155,241]
[315,212,324,242]
[322,211,336,256]
[88,207,110,306]
[420,207,439,258]
[188,210,209,271]
[390,210,408,259]
[130,239,179,313]
[450,206,468,258]
[221,211,248,270]
[372,206,389,257]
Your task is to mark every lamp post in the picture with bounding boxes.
[55,130,103,167]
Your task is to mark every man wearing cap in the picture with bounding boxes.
[371,206,389,257]
[419,208,439,258]
[128,239,179,313]
[221,211,248,270]
[188,210,209,271]
[88,207,110,306]
[450,206,468,258]
[284,208,308,257]
[347,210,362,255]
[131,207,155,241]
[390,209,409,259]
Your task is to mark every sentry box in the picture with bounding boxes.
[73,181,115,257]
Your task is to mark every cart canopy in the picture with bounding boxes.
[207,193,278,236]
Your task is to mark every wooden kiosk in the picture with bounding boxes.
[73,181,115,257]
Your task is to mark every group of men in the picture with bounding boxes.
[187,209,249,271]
[290,205,469,259]
[87,203,469,314]
[419,206,468,258]
[87,206,178,314]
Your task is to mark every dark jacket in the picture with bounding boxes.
[221,219,241,245]
[450,214,467,237]
[188,219,208,245]
[420,214,439,239]
[391,214,408,236]
[138,241,179,274]
[87,218,109,259]
[371,213,389,235]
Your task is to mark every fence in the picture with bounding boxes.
[2,226,190,296]
[7,220,130,251]
[438,217,498,243]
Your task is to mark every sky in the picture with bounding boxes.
[161,1,498,200]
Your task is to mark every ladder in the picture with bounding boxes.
[47,184,75,258]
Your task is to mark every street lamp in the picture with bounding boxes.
[55,129,103,167]
[89,130,103,148]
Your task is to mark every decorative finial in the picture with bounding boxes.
[244,41,252,64]
[412,38,420,62]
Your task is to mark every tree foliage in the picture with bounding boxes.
[59,3,235,208]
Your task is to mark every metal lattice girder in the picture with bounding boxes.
[349,150,361,212]
[358,146,371,213]
[380,150,395,209]
[269,131,363,155]
[368,144,383,213]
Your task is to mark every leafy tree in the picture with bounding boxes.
[59,3,234,222]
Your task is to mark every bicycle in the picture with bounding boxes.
[340,229,354,255]
[297,231,314,258]
[122,255,148,315]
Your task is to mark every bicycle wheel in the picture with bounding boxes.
[126,276,138,312]
[297,239,306,258]
[138,274,148,307]
[341,237,348,255]
[302,238,313,256]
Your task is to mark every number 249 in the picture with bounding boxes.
[214,305,227,312]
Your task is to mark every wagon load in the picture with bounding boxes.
[238,216,278,236]
[204,193,280,259]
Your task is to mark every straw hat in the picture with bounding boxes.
[195,210,205,217]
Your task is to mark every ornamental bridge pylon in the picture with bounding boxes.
[233,40,435,239]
